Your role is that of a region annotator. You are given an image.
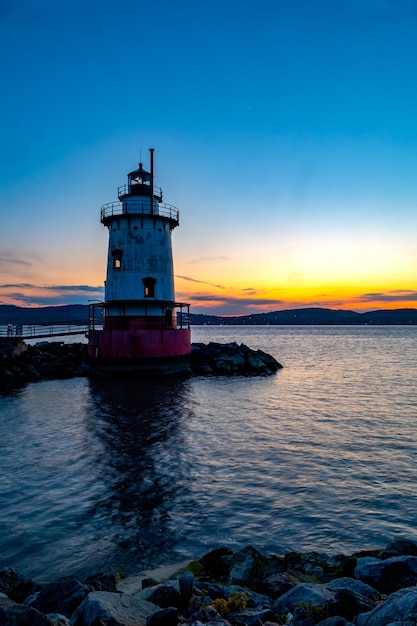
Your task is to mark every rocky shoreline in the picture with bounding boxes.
[0,339,282,392]
[2,541,417,625]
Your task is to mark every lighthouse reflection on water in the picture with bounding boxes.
[88,149,191,374]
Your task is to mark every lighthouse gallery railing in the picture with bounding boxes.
[101,200,179,223]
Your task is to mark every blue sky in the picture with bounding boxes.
[1,0,416,314]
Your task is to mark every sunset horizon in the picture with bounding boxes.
[1,286,417,317]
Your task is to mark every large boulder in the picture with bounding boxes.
[326,578,379,603]
[257,573,295,600]
[145,606,178,626]
[227,546,268,587]
[282,551,352,583]
[199,547,234,580]
[331,588,376,622]
[0,599,71,625]
[71,591,161,626]
[378,539,417,560]
[24,578,88,618]
[355,555,417,594]
[273,583,336,623]
[355,586,417,626]
[135,583,181,609]
[0,567,34,602]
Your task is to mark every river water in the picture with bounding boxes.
[1,325,416,581]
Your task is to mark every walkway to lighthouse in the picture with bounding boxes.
[0,323,90,340]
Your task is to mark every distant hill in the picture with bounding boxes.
[1,304,416,325]
[0,304,91,325]
[189,307,417,325]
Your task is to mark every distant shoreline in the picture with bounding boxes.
[1,304,417,326]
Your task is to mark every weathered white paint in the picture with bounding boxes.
[104,198,177,307]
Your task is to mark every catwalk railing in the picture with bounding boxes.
[100,199,179,223]
[0,323,89,340]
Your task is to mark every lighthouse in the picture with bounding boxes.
[88,149,191,375]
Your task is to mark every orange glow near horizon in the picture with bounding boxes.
[170,232,417,315]
[1,234,416,313]
[1,277,417,314]
[175,279,417,315]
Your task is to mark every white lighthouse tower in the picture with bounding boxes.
[88,149,191,374]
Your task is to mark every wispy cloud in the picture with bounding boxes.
[0,249,47,270]
[6,294,100,306]
[0,283,104,307]
[0,254,32,268]
[189,295,285,306]
[357,290,417,303]
[0,283,34,289]
[176,275,226,289]
[0,283,104,294]
[176,291,286,315]
[45,285,105,294]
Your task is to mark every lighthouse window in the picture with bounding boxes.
[112,250,123,269]
[143,277,156,298]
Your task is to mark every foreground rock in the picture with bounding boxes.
[2,539,417,625]
[72,591,161,626]
[0,340,282,392]
[354,554,417,594]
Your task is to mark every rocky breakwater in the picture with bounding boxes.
[3,540,417,625]
[0,339,282,392]
[0,339,90,392]
[190,342,282,376]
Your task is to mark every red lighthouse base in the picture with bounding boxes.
[88,328,191,376]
